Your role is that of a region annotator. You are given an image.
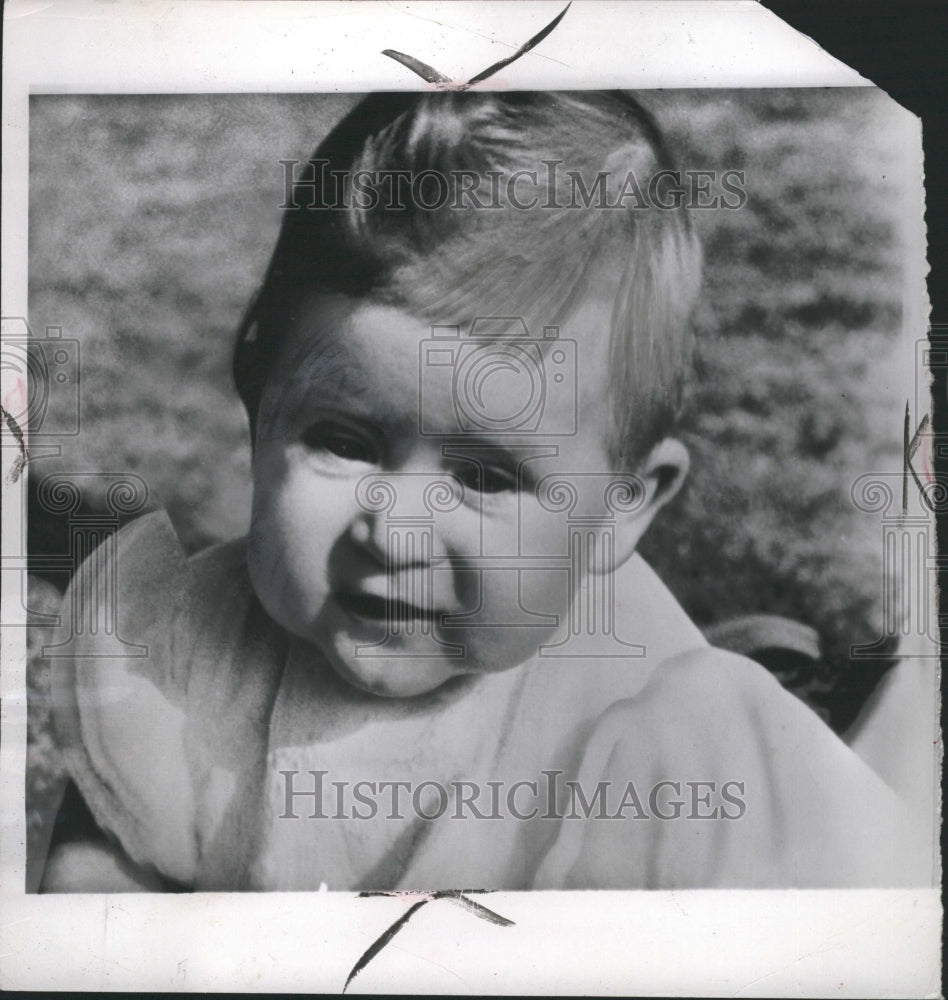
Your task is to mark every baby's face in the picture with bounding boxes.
[248,291,630,698]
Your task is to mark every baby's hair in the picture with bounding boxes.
[234,91,702,467]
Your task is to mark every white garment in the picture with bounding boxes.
[50,512,924,890]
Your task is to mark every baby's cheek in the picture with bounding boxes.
[248,500,288,584]
[247,531,280,625]
[248,481,284,564]
[247,513,317,644]
[450,566,481,612]
[248,476,301,608]
[252,448,318,537]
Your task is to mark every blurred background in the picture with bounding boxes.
[24,89,923,882]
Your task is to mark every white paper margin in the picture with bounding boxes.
[1,2,939,996]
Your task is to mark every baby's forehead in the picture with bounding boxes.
[271,292,610,437]
[267,290,614,455]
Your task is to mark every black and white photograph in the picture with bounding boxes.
[1,0,941,994]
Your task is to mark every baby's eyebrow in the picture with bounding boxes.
[290,340,373,398]
[315,359,373,398]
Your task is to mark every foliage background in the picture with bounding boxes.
[25,89,923,882]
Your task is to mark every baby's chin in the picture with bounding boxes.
[252,595,474,700]
[321,639,478,699]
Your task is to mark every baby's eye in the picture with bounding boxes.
[480,465,519,494]
[301,421,379,464]
[454,462,519,495]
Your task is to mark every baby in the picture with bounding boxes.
[43,91,920,892]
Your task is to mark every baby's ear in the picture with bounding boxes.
[601,437,690,574]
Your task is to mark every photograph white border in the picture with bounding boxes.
[1,2,938,995]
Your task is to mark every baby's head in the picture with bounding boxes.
[236,91,702,698]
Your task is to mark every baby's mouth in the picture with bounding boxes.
[336,591,439,623]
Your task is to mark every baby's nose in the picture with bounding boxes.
[349,515,382,550]
[353,471,467,563]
